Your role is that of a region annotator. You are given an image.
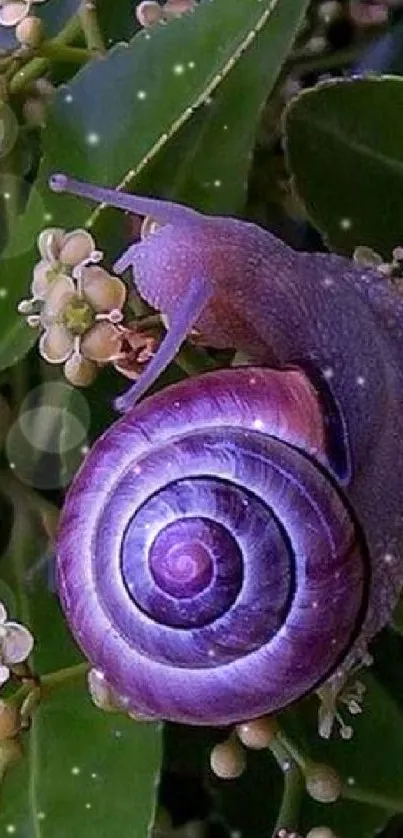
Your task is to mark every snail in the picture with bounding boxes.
[51,174,403,725]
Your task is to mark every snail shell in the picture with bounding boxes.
[57,367,369,725]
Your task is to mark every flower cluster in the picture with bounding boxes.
[18,227,157,387]
[0,602,33,687]
[316,651,373,740]
[0,0,46,28]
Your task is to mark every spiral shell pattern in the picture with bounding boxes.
[57,368,369,725]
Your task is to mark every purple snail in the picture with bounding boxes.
[51,173,403,726]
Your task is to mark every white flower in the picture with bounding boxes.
[0,0,47,28]
[0,602,34,686]
[317,650,373,741]
[18,227,127,387]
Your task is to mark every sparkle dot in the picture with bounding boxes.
[340,217,352,230]
[6,827,16,835]
[312,600,318,609]
[223,124,228,131]
[323,366,334,380]
[71,766,81,776]
[253,418,264,430]
[213,179,222,187]
[44,213,53,222]
[81,445,90,456]
[87,132,100,146]
[137,90,147,100]
[9,462,15,470]
[204,96,213,105]
[114,729,122,738]
[64,93,73,103]
[173,63,185,75]
[85,803,92,810]
[0,288,7,298]
[37,813,46,821]
[3,192,10,200]
[188,61,195,69]
[356,375,366,386]
[384,553,395,564]
[91,772,98,779]
[249,376,257,385]
[283,760,291,771]
[322,276,334,288]
[347,776,356,785]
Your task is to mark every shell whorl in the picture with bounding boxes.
[56,367,369,725]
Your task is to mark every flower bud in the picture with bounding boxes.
[16,16,44,47]
[136,1,163,27]
[163,0,196,19]
[0,701,19,740]
[87,669,128,713]
[305,763,342,804]
[210,739,246,780]
[236,715,278,750]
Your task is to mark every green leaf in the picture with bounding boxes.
[136,0,311,215]
[284,75,403,257]
[0,0,309,373]
[283,673,403,838]
[0,488,162,838]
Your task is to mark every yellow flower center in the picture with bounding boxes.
[63,299,95,335]
[45,263,63,285]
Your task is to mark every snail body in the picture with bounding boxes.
[52,175,403,724]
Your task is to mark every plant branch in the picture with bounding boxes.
[11,661,89,708]
[343,784,403,814]
[270,737,304,837]
[79,0,106,54]
[9,15,83,95]
[38,43,90,64]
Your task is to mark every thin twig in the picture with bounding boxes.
[79,0,106,54]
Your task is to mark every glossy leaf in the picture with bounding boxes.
[284,76,403,257]
[136,0,311,216]
[0,490,162,838]
[0,0,309,373]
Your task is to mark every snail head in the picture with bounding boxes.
[49,174,284,411]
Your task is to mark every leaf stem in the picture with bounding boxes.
[79,0,106,54]
[38,43,91,65]
[343,784,403,814]
[276,728,307,773]
[269,737,304,837]
[11,661,89,708]
[9,15,83,95]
